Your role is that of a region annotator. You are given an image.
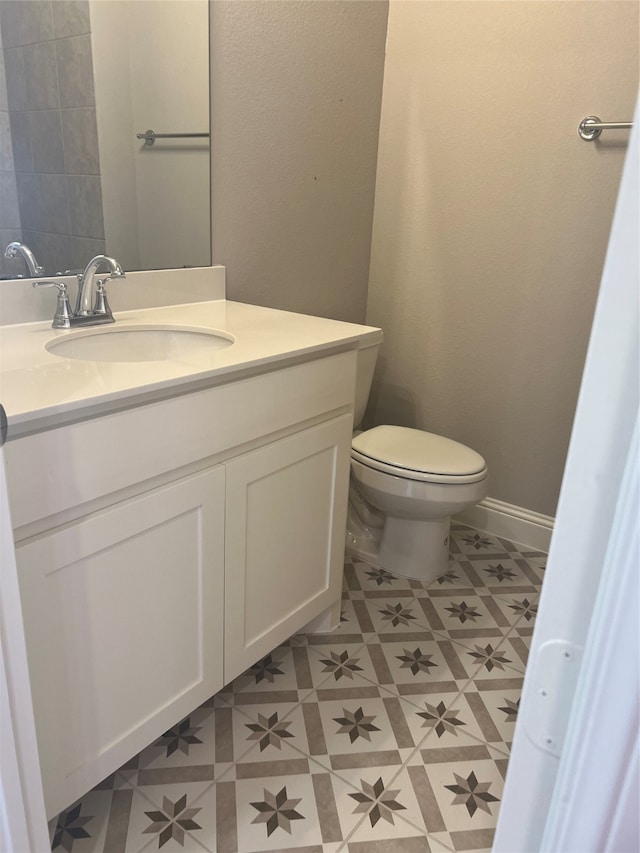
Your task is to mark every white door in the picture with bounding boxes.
[493,100,639,852]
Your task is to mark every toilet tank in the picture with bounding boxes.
[354,332,383,429]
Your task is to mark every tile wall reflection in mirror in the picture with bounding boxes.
[0,0,210,279]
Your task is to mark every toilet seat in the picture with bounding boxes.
[352,425,487,485]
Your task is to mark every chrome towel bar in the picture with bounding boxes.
[578,116,633,141]
[136,129,210,147]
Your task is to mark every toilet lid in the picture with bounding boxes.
[352,425,487,483]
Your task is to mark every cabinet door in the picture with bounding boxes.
[16,466,225,819]
[224,414,352,682]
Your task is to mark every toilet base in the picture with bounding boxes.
[378,515,450,583]
[347,506,451,584]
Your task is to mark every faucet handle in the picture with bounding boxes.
[32,280,72,328]
[32,279,68,292]
[93,278,112,316]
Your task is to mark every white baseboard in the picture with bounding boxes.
[454,497,554,553]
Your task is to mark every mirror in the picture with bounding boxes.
[0,0,210,279]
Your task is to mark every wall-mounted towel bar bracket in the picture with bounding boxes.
[136,129,210,147]
[578,116,633,141]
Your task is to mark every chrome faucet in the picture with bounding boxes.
[75,255,125,316]
[3,241,44,277]
[33,254,126,329]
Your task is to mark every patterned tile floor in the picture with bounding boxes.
[50,524,545,853]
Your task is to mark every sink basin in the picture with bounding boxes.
[45,324,235,362]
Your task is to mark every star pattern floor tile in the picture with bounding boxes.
[49,525,544,852]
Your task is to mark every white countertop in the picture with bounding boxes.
[0,300,382,438]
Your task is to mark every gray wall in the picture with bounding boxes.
[365,0,639,518]
[210,0,388,323]
[212,0,637,518]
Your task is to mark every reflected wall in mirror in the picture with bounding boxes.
[0,0,210,279]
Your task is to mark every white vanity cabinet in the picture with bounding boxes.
[5,348,356,819]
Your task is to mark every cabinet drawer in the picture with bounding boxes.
[6,349,356,528]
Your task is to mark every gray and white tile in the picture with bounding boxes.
[461,678,523,752]
[124,780,213,851]
[49,788,115,853]
[306,641,379,687]
[298,679,419,776]
[217,641,321,710]
[403,692,498,755]
[415,590,519,643]
[403,741,508,851]
[361,633,476,706]
[455,557,539,598]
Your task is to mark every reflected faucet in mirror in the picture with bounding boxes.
[3,242,44,278]
[33,255,126,330]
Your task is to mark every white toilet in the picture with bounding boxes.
[347,337,488,583]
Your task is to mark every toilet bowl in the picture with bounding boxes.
[346,425,488,582]
[346,336,488,583]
